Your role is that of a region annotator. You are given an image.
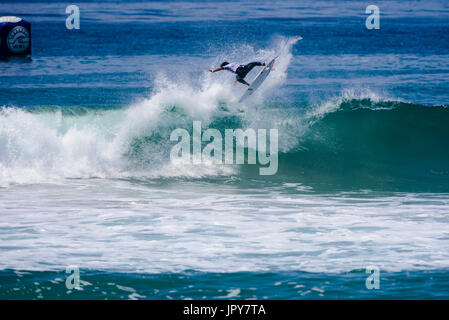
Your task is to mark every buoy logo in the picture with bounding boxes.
[7,26,30,54]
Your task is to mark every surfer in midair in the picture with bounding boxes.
[209,61,266,87]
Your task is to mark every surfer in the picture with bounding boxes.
[209,61,266,86]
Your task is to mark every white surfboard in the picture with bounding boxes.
[238,58,276,103]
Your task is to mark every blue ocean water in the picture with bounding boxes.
[0,0,449,299]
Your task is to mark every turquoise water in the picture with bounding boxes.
[1,269,448,299]
[0,0,449,299]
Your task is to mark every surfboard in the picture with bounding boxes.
[238,58,276,103]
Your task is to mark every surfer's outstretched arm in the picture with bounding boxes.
[208,67,223,73]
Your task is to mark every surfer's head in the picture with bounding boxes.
[220,61,229,67]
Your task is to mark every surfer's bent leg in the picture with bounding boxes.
[236,75,250,86]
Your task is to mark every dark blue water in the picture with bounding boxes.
[1,0,448,299]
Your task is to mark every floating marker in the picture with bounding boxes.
[0,16,31,56]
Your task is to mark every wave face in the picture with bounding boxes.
[2,96,448,192]
[274,99,449,192]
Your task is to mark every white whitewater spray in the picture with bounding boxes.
[0,37,301,186]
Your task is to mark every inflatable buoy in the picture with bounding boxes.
[0,16,31,56]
